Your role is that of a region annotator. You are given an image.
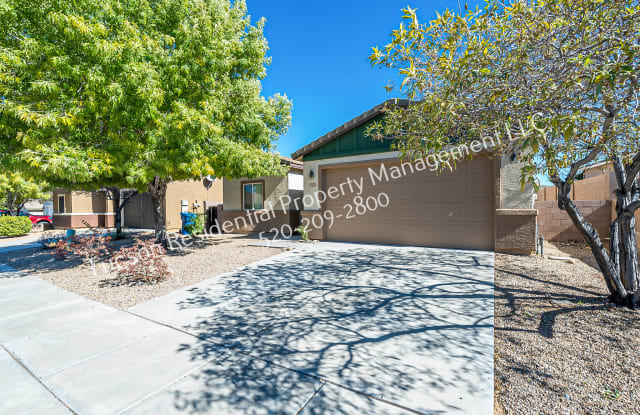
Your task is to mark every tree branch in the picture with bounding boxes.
[624,152,640,192]
[566,144,603,182]
[628,200,640,213]
[613,155,627,190]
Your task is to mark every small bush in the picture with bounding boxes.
[53,238,73,260]
[71,233,112,268]
[183,214,205,235]
[295,225,310,242]
[112,238,169,283]
[0,216,32,237]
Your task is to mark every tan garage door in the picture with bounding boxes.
[322,158,495,250]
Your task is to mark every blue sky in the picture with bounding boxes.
[245,0,484,158]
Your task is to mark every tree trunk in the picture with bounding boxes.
[611,156,640,307]
[617,210,639,292]
[5,191,15,215]
[112,189,122,236]
[556,181,629,304]
[148,177,168,248]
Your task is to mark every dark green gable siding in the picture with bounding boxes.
[302,115,393,161]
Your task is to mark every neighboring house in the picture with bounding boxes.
[52,190,117,228]
[536,162,640,242]
[23,197,51,215]
[53,179,223,231]
[291,99,537,254]
[220,157,304,233]
[124,179,223,231]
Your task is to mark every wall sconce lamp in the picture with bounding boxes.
[309,169,315,179]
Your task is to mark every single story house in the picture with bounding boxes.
[220,157,304,233]
[291,99,537,254]
[52,190,117,228]
[53,179,223,232]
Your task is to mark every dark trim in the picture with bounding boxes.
[240,179,266,211]
[291,99,411,160]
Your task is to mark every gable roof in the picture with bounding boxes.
[291,99,411,160]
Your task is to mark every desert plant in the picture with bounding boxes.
[70,233,111,270]
[0,215,32,237]
[295,225,310,242]
[112,238,169,283]
[53,238,73,260]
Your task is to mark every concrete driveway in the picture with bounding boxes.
[0,243,494,414]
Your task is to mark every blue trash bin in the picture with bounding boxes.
[181,212,197,235]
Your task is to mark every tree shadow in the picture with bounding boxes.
[494,266,607,340]
[131,246,496,414]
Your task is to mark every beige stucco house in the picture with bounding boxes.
[291,100,537,254]
[220,157,304,233]
[53,179,223,231]
[124,179,223,231]
[52,190,117,228]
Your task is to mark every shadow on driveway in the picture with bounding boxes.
[129,245,495,414]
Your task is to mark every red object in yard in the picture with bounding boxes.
[0,209,53,226]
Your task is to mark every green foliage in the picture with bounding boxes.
[370,0,639,186]
[0,173,49,211]
[0,0,291,191]
[295,225,310,242]
[184,214,205,235]
[0,215,32,236]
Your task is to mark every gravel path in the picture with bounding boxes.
[495,242,640,414]
[0,234,284,309]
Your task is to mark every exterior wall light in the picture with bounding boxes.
[309,169,315,179]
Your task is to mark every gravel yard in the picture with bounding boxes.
[495,242,640,414]
[0,233,284,309]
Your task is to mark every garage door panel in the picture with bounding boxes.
[322,159,494,250]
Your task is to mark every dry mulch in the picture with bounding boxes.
[494,242,640,414]
[0,233,284,309]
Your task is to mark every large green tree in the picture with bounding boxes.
[0,0,290,244]
[371,0,640,306]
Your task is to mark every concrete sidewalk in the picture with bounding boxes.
[0,235,42,254]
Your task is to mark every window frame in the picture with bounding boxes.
[58,195,65,214]
[241,180,265,211]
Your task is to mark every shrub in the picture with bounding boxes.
[183,214,205,236]
[111,238,169,283]
[54,238,73,260]
[0,216,32,237]
[70,233,111,268]
[295,225,310,242]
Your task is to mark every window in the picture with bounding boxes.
[243,182,264,210]
[58,195,65,213]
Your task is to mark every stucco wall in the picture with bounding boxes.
[495,209,538,254]
[165,179,223,230]
[499,157,535,209]
[223,175,294,212]
[53,214,115,229]
[52,189,117,228]
[219,210,300,234]
[584,163,613,179]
